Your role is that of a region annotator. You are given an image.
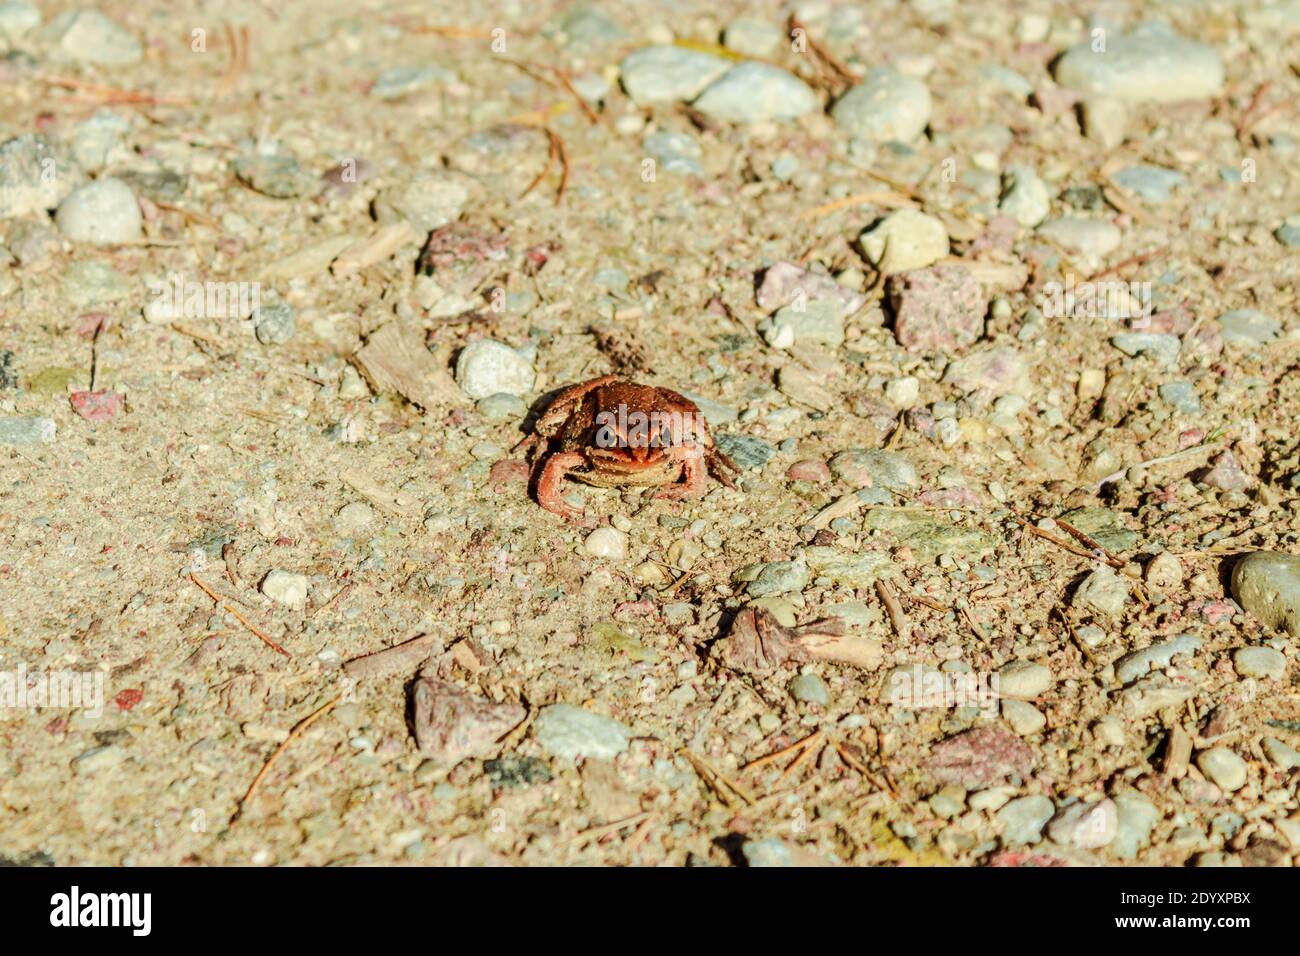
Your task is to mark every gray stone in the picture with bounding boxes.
[1036,217,1121,264]
[377,174,472,231]
[742,837,793,867]
[534,703,632,761]
[253,302,295,345]
[41,9,142,66]
[70,110,129,171]
[1048,798,1117,848]
[1158,381,1200,414]
[476,392,527,422]
[862,507,997,561]
[370,64,453,99]
[0,134,84,219]
[1231,552,1300,636]
[788,673,830,706]
[745,560,808,597]
[996,794,1053,845]
[1111,792,1159,860]
[1114,635,1201,684]
[0,416,56,445]
[642,130,703,176]
[693,63,818,123]
[804,547,899,587]
[1110,332,1180,366]
[1053,23,1224,103]
[61,261,131,306]
[722,17,782,58]
[829,448,918,491]
[456,340,535,399]
[831,69,932,142]
[619,45,730,105]
[714,433,775,470]
[767,299,845,347]
[1233,646,1286,680]
[232,153,319,199]
[0,2,40,40]
[1111,164,1185,203]
[1073,566,1130,618]
[1217,309,1281,347]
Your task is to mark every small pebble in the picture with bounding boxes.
[261,570,308,608]
[55,178,142,244]
[584,527,628,560]
[455,340,536,399]
[1196,747,1248,792]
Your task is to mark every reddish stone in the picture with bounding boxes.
[887,265,987,353]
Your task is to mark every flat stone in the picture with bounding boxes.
[1059,506,1138,552]
[1053,23,1224,103]
[714,433,776,470]
[1261,737,1300,771]
[370,64,453,99]
[233,153,319,199]
[692,62,818,123]
[1111,164,1185,203]
[1231,551,1300,636]
[941,346,1031,396]
[642,129,703,176]
[766,299,845,347]
[722,17,782,58]
[455,340,535,399]
[829,448,918,491]
[1036,217,1121,264]
[534,704,632,761]
[1233,646,1286,680]
[924,725,1034,789]
[1110,332,1180,366]
[619,45,731,105]
[41,9,142,65]
[0,416,56,445]
[804,547,899,587]
[1217,309,1281,347]
[745,560,808,597]
[997,795,1054,844]
[1047,798,1117,848]
[863,507,997,561]
[831,69,932,142]
[1114,635,1201,684]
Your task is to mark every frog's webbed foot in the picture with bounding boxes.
[654,444,708,501]
[535,451,594,525]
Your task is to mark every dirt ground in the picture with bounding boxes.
[0,0,1298,867]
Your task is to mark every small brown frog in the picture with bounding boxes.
[517,375,740,522]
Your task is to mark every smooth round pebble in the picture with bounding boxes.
[55,177,142,244]
[1196,747,1248,792]
[455,339,536,399]
[1233,646,1286,680]
[584,527,628,560]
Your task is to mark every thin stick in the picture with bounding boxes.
[520,130,557,199]
[569,810,652,846]
[743,730,823,774]
[232,695,340,821]
[832,741,889,793]
[772,738,823,788]
[190,574,291,657]
[548,128,570,205]
[875,579,910,642]
[681,749,754,806]
[1052,517,1125,570]
[797,190,915,219]
[789,14,855,87]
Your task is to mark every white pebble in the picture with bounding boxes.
[584,527,628,560]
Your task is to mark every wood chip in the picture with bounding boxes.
[331,221,418,277]
[352,321,462,411]
[343,632,444,681]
